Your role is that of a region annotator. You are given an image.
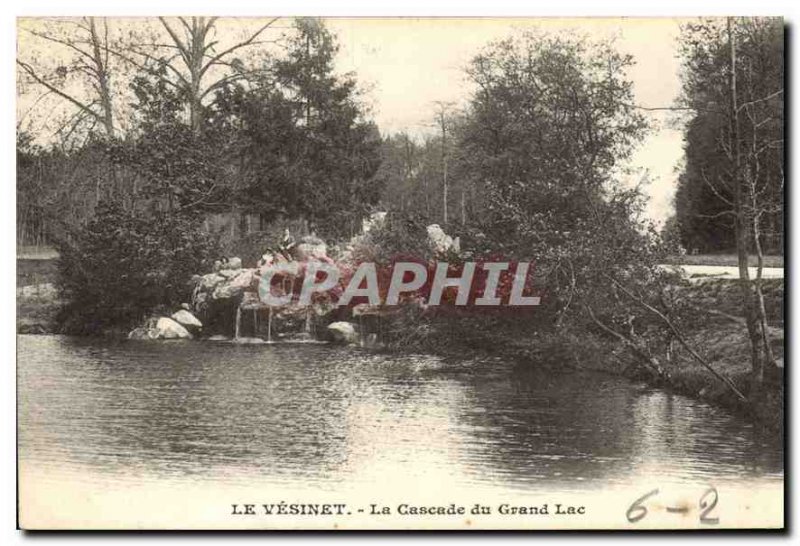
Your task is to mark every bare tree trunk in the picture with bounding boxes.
[751,187,778,370]
[434,103,451,224]
[87,17,115,137]
[728,17,764,394]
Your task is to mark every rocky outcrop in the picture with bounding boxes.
[191,245,340,339]
[327,321,358,344]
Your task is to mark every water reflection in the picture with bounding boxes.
[18,335,782,494]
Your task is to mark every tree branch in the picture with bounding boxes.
[602,273,749,402]
[199,18,279,79]
[16,60,105,125]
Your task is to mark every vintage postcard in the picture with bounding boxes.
[16,15,784,530]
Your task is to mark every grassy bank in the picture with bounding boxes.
[664,253,784,268]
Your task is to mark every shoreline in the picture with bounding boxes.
[16,256,784,432]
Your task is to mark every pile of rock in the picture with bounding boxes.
[192,257,261,316]
[128,306,203,340]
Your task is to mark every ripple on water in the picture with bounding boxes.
[17,335,783,493]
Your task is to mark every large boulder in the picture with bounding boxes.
[327,321,358,344]
[155,317,192,339]
[171,309,202,329]
[427,224,460,255]
[128,316,192,340]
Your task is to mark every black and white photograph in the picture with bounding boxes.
[13,9,785,531]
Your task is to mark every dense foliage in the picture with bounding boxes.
[674,18,783,254]
[18,18,385,329]
[360,32,680,372]
[55,202,220,333]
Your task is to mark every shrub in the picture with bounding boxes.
[54,201,220,334]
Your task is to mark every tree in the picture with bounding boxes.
[675,18,783,255]
[112,66,237,214]
[226,18,383,238]
[445,31,730,386]
[374,132,423,215]
[110,17,280,135]
[433,101,455,224]
[676,17,783,391]
[459,32,647,241]
[17,17,118,139]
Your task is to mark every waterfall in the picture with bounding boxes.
[234,306,242,340]
[267,306,273,343]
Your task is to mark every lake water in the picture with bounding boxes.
[17,335,783,529]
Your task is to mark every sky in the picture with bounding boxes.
[326,17,690,225]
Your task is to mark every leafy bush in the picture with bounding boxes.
[55,201,220,334]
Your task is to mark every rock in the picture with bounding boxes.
[18,283,58,300]
[128,317,158,340]
[171,309,202,329]
[352,303,381,317]
[208,335,230,342]
[18,323,50,335]
[362,211,387,234]
[155,317,192,339]
[128,327,157,340]
[312,300,336,317]
[228,257,242,270]
[199,273,225,290]
[218,268,240,279]
[230,269,257,290]
[240,291,263,310]
[295,235,328,260]
[327,321,358,344]
[427,224,460,254]
[212,283,244,300]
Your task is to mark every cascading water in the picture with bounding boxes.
[267,307,273,343]
[234,306,242,340]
